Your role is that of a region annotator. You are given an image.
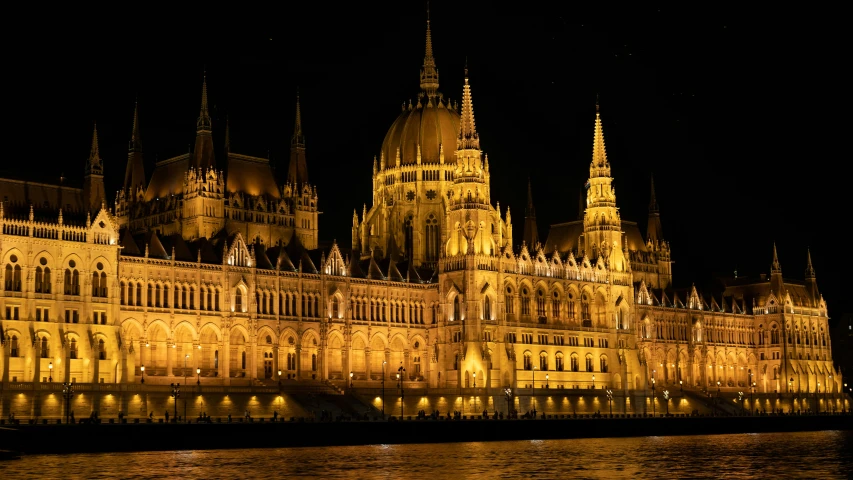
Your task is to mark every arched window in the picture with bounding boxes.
[521,288,530,315]
[539,352,548,371]
[404,215,414,258]
[4,264,12,291]
[453,296,461,321]
[41,337,49,358]
[585,354,594,372]
[425,214,439,263]
[505,286,515,314]
[98,339,106,360]
[70,338,78,359]
[536,289,546,318]
[552,291,561,320]
[555,353,564,371]
[331,297,339,318]
[523,352,532,370]
[11,336,19,357]
[235,289,243,312]
[581,294,590,325]
[484,297,491,320]
[600,355,609,373]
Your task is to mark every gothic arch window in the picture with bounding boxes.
[536,289,546,319]
[505,286,515,314]
[453,295,461,321]
[70,338,78,359]
[570,353,579,372]
[552,291,561,320]
[581,294,590,325]
[539,352,548,371]
[484,296,491,320]
[41,337,49,358]
[64,261,80,295]
[235,289,243,312]
[4,255,22,292]
[600,355,609,373]
[331,296,340,319]
[35,258,51,293]
[404,215,414,259]
[11,335,18,357]
[521,288,530,315]
[585,354,594,372]
[523,352,532,370]
[98,339,106,360]
[567,293,575,319]
[555,353,564,371]
[425,214,439,263]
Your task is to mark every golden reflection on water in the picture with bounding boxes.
[4,431,852,479]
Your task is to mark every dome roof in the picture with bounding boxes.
[381,98,460,169]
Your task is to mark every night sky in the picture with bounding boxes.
[5,6,847,322]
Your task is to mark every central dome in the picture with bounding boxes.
[381,98,460,169]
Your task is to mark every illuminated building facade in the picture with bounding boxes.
[0,17,843,413]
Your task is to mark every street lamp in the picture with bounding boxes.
[140,365,145,384]
[184,354,190,386]
[679,379,683,392]
[349,371,354,389]
[663,390,670,415]
[48,362,53,382]
[716,380,721,416]
[278,369,282,393]
[738,391,744,415]
[546,374,549,389]
[652,377,656,417]
[397,363,406,419]
[592,374,595,390]
[382,361,387,417]
[170,383,180,422]
[606,388,613,416]
[62,382,74,424]
[196,367,201,386]
[504,387,513,418]
[473,372,477,414]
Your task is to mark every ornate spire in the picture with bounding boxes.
[292,88,304,147]
[124,101,146,195]
[197,71,212,133]
[649,173,659,213]
[592,106,608,168]
[224,115,231,153]
[288,91,309,185]
[805,248,816,278]
[129,99,141,152]
[523,177,539,250]
[420,5,439,96]
[771,242,782,274]
[191,72,215,171]
[457,68,479,150]
[86,123,103,175]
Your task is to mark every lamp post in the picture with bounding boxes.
[140,365,145,384]
[532,366,537,416]
[679,379,683,393]
[397,363,406,419]
[473,372,477,414]
[504,387,513,418]
[546,374,549,389]
[606,388,613,416]
[62,382,74,424]
[382,361,386,417]
[592,374,595,390]
[663,390,670,415]
[816,382,820,414]
[196,366,201,386]
[652,377,656,417]
[349,371,354,390]
[738,391,744,415]
[184,354,190,387]
[716,380,721,416]
[48,362,53,382]
[170,383,180,422]
[278,369,282,393]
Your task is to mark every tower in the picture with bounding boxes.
[288,92,317,249]
[82,123,106,214]
[581,104,628,271]
[646,174,662,244]
[288,91,309,186]
[804,248,819,307]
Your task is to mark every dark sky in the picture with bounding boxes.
[4,5,847,322]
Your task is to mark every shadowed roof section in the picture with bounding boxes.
[226,153,281,198]
[144,154,189,201]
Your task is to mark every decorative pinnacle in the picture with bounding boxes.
[196,71,212,132]
[87,123,102,174]
[457,66,479,150]
[292,88,304,147]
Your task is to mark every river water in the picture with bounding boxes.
[3,431,851,479]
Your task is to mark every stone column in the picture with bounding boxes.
[166,343,173,377]
[295,345,303,380]
[272,345,279,380]
[365,348,372,380]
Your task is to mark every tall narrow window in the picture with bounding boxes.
[404,215,414,259]
[11,336,19,357]
[235,289,243,312]
[425,214,439,263]
[484,297,491,320]
[70,339,78,359]
[41,337,49,358]
[98,339,106,360]
[453,296,461,321]
[241,351,246,370]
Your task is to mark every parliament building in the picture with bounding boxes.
[0,17,843,416]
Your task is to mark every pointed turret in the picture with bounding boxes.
[771,243,782,274]
[457,66,480,151]
[288,91,309,186]
[646,173,663,244]
[124,101,146,196]
[591,102,609,169]
[83,123,106,214]
[523,178,539,249]
[804,248,819,307]
[769,243,784,295]
[805,248,815,279]
[191,73,215,171]
[420,6,439,97]
[582,102,623,260]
